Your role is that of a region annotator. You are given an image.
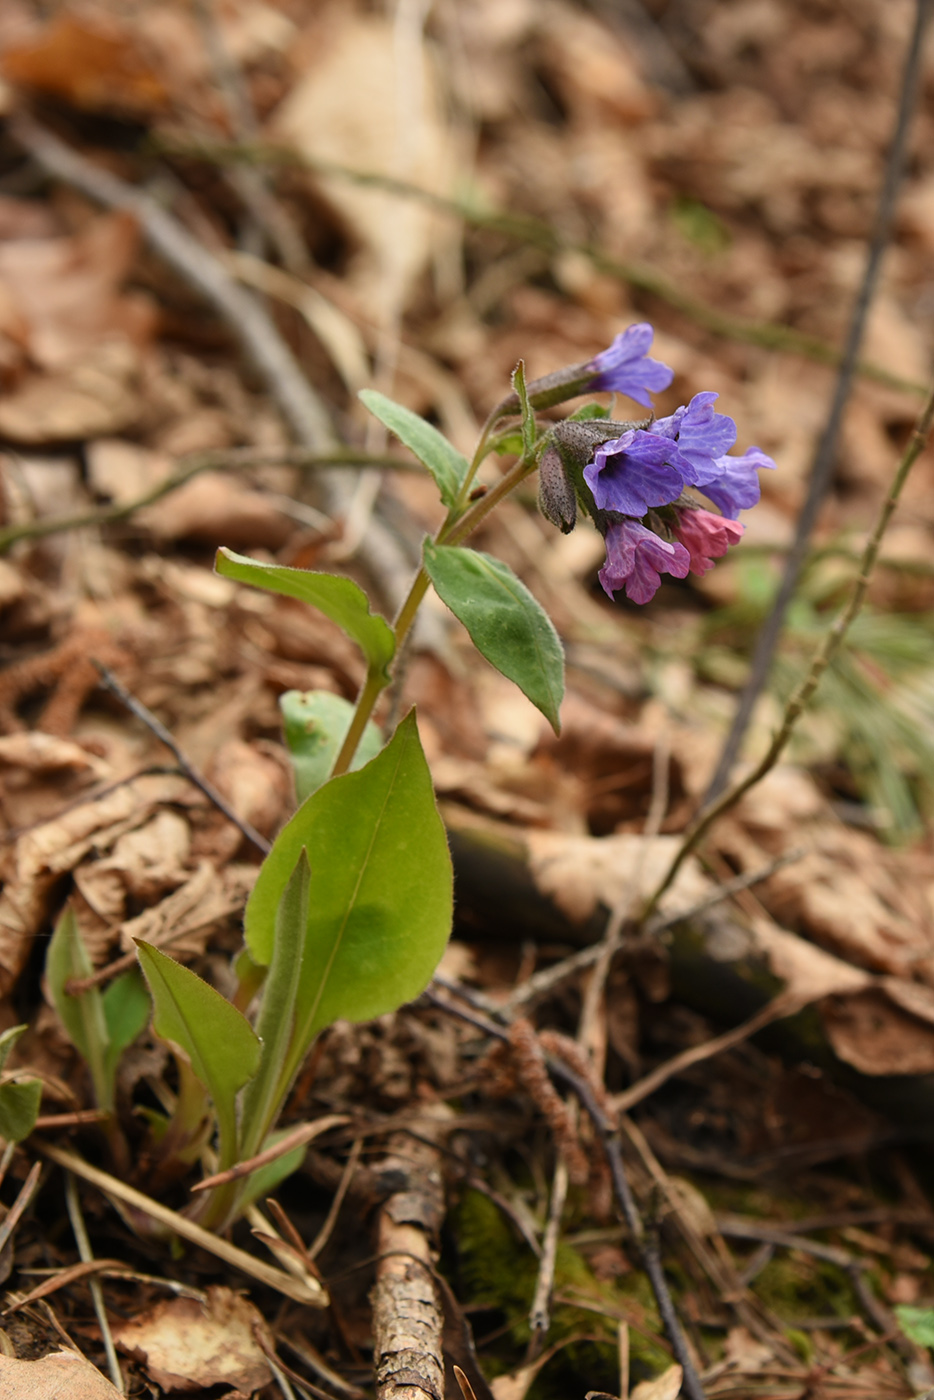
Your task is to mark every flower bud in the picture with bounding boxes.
[537,443,577,533]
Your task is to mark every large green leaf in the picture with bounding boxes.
[136,942,261,1168]
[215,549,395,678]
[46,906,111,1111]
[360,390,469,509]
[280,690,383,802]
[245,712,452,1085]
[423,542,564,733]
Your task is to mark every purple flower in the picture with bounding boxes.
[599,518,691,604]
[583,429,685,516]
[654,392,738,483]
[585,323,674,407]
[698,446,776,519]
[673,507,744,576]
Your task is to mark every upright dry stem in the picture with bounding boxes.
[642,380,934,921]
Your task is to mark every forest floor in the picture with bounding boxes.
[1,1,934,1398]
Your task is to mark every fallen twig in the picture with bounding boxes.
[34,1140,327,1306]
[93,662,271,856]
[11,116,422,615]
[372,1107,448,1400]
[705,0,934,801]
[0,446,416,556]
[151,133,928,401]
[643,374,934,919]
[608,988,805,1116]
[424,990,706,1400]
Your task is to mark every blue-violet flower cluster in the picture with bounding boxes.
[575,323,775,603]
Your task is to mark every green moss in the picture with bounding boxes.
[752,1250,857,1325]
[451,1189,671,1382]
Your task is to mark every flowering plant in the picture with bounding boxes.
[538,324,775,602]
[47,323,774,1235]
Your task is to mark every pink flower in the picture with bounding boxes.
[599,519,690,605]
[673,507,744,576]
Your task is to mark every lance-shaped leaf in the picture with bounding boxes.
[280,690,383,802]
[102,969,152,1091]
[239,852,310,1158]
[136,942,261,1169]
[245,712,452,1090]
[423,542,564,733]
[216,549,395,679]
[360,390,469,509]
[46,906,111,1110]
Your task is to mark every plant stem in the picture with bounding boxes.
[331,437,538,779]
[640,378,934,922]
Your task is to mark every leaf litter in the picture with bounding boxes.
[0,0,933,1397]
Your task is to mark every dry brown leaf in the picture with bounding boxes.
[271,14,454,319]
[822,988,934,1076]
[138,471,293,549]
[112,1285,272,1396]
[118,859,253,960]
[1,13,167,114]
[747,917,871,1002]
[207,739,292,839]
[0,732,110,778]
[0,774,187,993]
[0,337,143,443]
[0,1350,122,1400]
[630,1364,683,1400]
[526,831,709,926]
[723,1327,774,1371]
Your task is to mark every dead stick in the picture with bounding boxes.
[11,116,421,613]
[424,991,706,1400]
[372,1108,450,1400]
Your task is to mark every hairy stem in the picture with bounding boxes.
[642,379,934,921]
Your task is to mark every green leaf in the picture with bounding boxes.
[422,542,564,732]
[511,360,536,458]
[0,1025,27,1076]
[215,549,395,679]
[245,712,452,1088]
[360,389,468,509]
[136,943,261,1169]
[236,1134,308,1214]
[568,403,612,421]
[46,906,111,1111]
[102,969,151,1091]
[896,1304,934,1348]
[0,1027,41,1143]
[240,852,310,1158]
[280,690,383,802]
[0,1079,41,1142]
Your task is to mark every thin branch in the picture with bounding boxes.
[151,133,929,401]
[35,1140,328,1306]
[643,376,934,920]
[10,116,423,614]
[65,1171,124,1394]
[0,446,408,556]
[705,0,934,802]
[500,846,805,1015]
[423,990,705,1400]
[93,663,271,855]
[609,988,805,1116]
[526,1158,568,1363]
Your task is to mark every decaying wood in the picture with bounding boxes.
[445,808,934,1133]
[372,1108,448,1400]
